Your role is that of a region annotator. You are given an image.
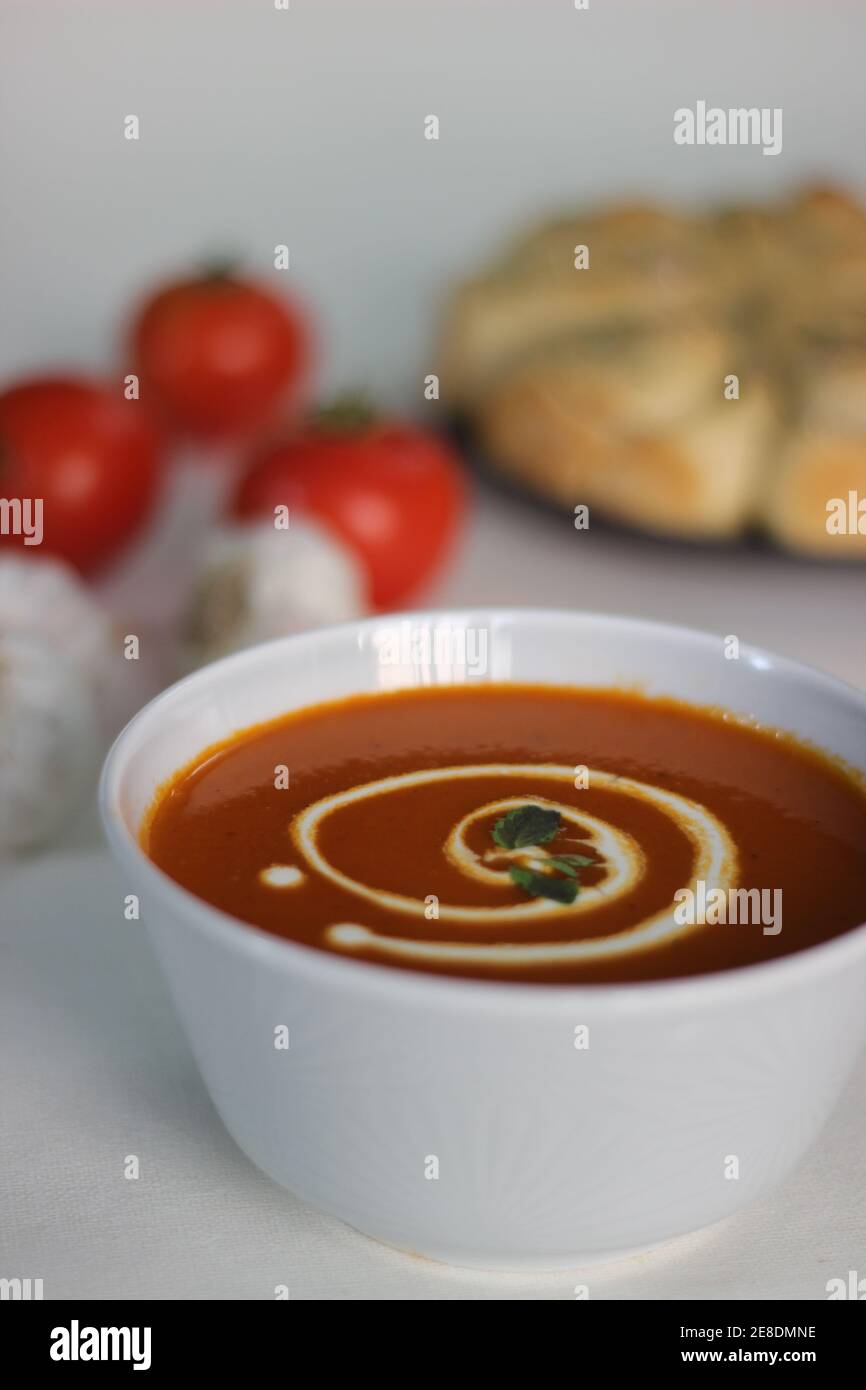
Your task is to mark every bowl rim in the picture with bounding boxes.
[99,605,866,1013]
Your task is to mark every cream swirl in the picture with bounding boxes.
[289,763,739,966]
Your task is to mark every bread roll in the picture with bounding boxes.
[763,433,866,557]
[443,186,866,555]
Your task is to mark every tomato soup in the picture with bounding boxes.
[144,684,866,985]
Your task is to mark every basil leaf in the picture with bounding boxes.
[551,853,595,870]
[509,866,579,904]
[492,805,562,849]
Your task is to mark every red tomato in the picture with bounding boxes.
[131,273,310,439]
[232,415,466,609]
[0,377,163,575]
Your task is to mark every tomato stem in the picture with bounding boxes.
[198,258,239,284]
[312,392,378,434]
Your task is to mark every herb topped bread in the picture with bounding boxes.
[440,186,866,555]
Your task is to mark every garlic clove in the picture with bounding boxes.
[183,519,367,669]
[0,631,99,854]
[0,555,113,682]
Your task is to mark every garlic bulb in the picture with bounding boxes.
[0,631,98,853]
[183,519,367,668]
[0,555,113,688]
[0,556,122,854]
[0,554,151,739]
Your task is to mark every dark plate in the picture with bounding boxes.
[446,416,865,568]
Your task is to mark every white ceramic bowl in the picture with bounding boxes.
[100,609,866,1270]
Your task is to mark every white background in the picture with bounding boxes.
[3,0,866,400]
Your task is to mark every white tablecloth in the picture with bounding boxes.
[3,488,865,1300]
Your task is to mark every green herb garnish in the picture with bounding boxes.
[509,866,578,904]
[492,804,562,849]
[547,854,595,877]
[490,804,600,905]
